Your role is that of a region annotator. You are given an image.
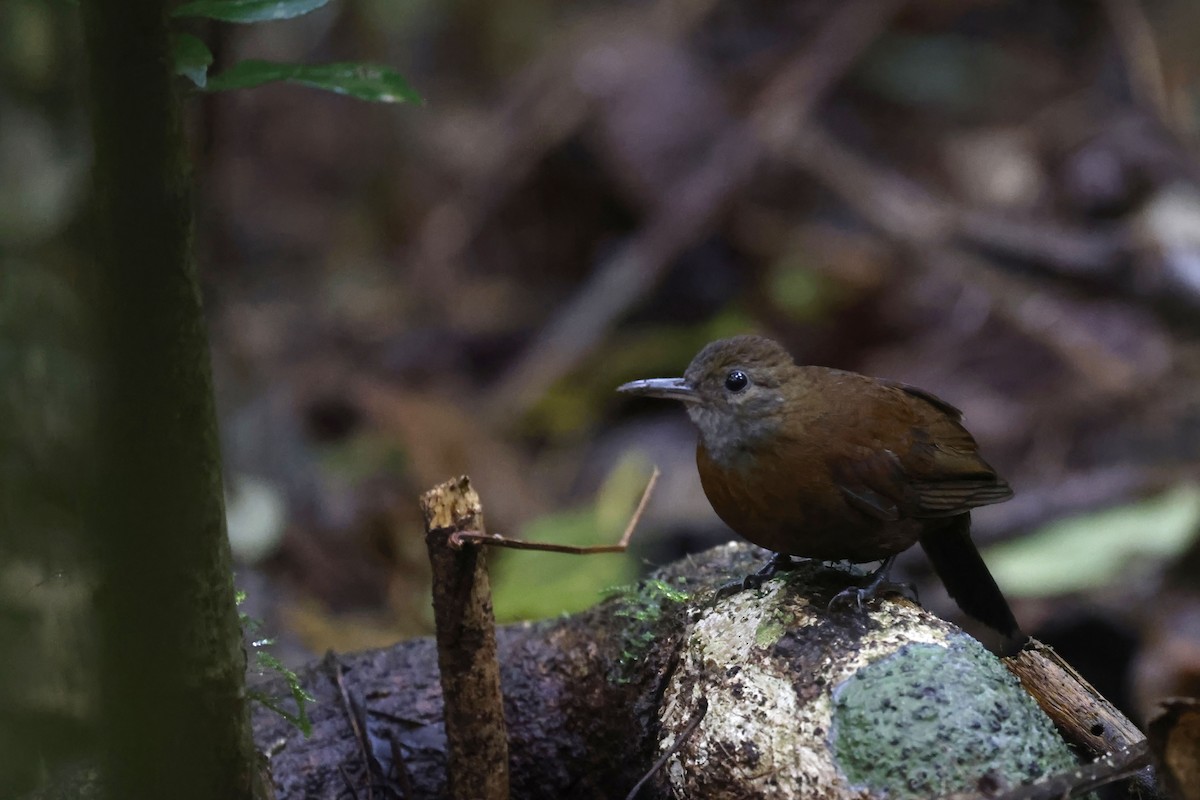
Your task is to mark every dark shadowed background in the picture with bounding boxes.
[4,0,1200,791]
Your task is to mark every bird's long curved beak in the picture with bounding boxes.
[617,377,699,403]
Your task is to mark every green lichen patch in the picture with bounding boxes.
[753,601,797,648]
[831,637,1076,798]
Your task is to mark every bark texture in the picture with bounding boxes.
[81,1,262,796]
[254,574,683,799]
[421,477,509,799]
[253,544,1095,799]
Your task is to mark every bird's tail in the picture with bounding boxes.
[920,515,1025,656]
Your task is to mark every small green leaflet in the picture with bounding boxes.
[205,61,421,103]
[173,33,214,88]
[172,0,333,23]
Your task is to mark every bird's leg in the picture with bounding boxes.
[747,552,798,588]
[828,556,918,611]
[714,552,798,600]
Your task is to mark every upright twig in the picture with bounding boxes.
[420,476,509,800]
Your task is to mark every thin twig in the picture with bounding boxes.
[449,467,660,554]
[981,741,1152,800]
[328,654,413,799]
[339,764,362,800]
[624,697,709,800]
[329,655,375,800]
[385,729,414,800]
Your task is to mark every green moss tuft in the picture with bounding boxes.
[753,605,792,647]
[608,578,691,684]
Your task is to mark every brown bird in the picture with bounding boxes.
[618,335,1022,650]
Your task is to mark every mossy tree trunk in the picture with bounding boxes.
[80,1,263,797]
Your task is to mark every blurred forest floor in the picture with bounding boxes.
[5,0,1200,760]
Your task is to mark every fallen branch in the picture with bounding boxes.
[1006,639,1145,756]
[255,538,1147,798]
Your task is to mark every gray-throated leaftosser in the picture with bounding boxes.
[619,335,1022,651]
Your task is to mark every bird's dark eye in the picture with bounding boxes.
[724,370,749,392]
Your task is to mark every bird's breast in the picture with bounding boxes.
[695,440,921,562]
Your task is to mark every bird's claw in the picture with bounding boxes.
[713,553,797,601]
[827,579,918,612]
[828,585,869,612]
[714,578,745,600]
[713,572,765,601]
[742,572,767,591]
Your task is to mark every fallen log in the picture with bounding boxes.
[254,541,1125,799]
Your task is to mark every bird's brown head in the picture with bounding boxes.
[618,335,800,462]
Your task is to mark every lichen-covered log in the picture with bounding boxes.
[253,544,1080,799]
[657,582,1073,798]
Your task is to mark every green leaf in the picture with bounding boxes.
[172,33,213,88]
[986,483,1200,597]
[205,61,421,103]
[490,456,651,622]
[172,0,333,23]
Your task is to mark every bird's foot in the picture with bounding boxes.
[714,553,797,600]
[828,584,872,611]
[826,556,917,612]
[827,579,917,611]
